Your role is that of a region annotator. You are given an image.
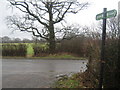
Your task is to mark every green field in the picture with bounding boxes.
[26,43,34,57]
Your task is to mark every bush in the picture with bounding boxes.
[2,44,27,56]
[33,43,49,56]
[56,36,87,57]
[103,38,119,88]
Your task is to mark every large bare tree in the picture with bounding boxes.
[7,0,89,53]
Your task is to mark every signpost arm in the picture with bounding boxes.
[99,8,107,89]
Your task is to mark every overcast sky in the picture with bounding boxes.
[0,0,120,40]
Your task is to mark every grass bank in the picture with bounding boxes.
[2,53,86,60]
[32,54,86,60]
[53,73,84,88]
[53,71,98,88]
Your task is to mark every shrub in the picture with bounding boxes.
[103,38,119,88]
[56,36,87,57]
[32,43,49,56]
[2,44,27,56]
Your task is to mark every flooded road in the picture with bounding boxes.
[2,59,88,88]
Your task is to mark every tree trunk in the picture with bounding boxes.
[48,24,56,54]
[48,37,56,54]
[48,2,56,54]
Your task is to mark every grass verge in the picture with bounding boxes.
[53,73,84,88]
[32,53,86,60]
[2,53,86,60]
[53,71,98,88]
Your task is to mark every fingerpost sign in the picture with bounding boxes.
[96,9,117,20]
[96,8,117,89]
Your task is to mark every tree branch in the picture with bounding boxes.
[53,2,73,24]
[9,0,49,28]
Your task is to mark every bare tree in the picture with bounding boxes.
[2,36,11,43]
[106,18,118,39]
[55,24,82,42]
[22,38,31,43]
[7,0,89,53]
[13,38,21,43]
[97,18,118,39]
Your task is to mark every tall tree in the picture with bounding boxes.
[7,0,88,53]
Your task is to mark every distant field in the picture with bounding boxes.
[26,43,34,56]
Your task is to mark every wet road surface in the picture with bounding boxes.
[2,59,87,88]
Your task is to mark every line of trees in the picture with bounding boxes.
[0,36,44,43]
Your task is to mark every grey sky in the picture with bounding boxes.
[0,0,120,40]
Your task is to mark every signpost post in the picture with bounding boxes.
[96,8,117,89]
[117,1,120,87]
